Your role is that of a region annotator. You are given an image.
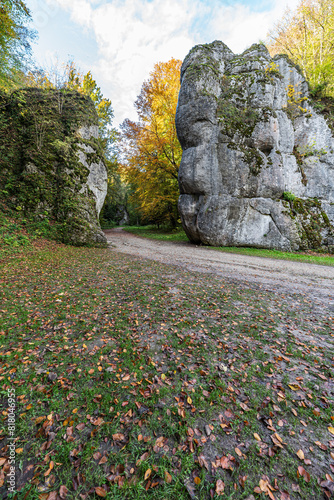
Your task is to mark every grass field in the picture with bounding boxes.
[0,234,333,499]
[124,225,334,267]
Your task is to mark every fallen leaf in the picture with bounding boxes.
[59,485,68,499]
[112,433,125,441]
[215,479,225,496]
[328,427,334,436]
[315,441,327,451]
[194,477,201,485]
[165,471,172,484]
[254,433,261,441]
[288,384,301,391]
[95,486,107,497]
[296,450,304,460]
[47,492,57,500]
[35,416,46,424]
[297,466,310,482]
[144,469,152,480]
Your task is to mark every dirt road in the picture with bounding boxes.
[104,228,334,312]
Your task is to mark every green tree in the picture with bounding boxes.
[120,59,182,228]
[0,0,35,88]
[267,0,334,96]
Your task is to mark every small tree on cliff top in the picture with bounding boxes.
[267,0,334,96]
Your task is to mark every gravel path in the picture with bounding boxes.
[104,228,334,312]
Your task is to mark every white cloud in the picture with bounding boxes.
[209,0,301,54]
[46,0,301,126]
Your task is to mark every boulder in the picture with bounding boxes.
[0,88,107,246]
[176,41,334,252]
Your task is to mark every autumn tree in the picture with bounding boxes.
[267,0,334,96]
[0,0,35,88]
[120,59,182,228]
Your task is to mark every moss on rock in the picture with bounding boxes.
[0,88,107,247]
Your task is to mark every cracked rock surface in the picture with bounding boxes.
[176,41,334,251]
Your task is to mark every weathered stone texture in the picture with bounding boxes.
[176,41,334,251]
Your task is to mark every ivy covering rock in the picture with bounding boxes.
[0,87,107,246]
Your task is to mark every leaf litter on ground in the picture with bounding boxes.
[0,241,333,499]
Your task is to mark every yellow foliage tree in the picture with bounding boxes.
[120,59,182,227]
[267,0,334,96]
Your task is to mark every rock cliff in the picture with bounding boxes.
[0,88,107,246]
[176,41,334,252]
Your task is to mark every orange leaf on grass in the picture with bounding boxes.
[144,469,152,480]
[95,487,107,497]
[297,466,310,482]
[165,471,172,484]
[215,479,225,496]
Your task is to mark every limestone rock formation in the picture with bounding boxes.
[0,88,107,246]
[176,41,334,251]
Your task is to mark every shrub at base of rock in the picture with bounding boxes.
[0,88,108,247]
[176,41,334,252]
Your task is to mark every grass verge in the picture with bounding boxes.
[0,241,333,499]
[124,226,334,267]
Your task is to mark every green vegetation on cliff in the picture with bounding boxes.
[0,87,106,246]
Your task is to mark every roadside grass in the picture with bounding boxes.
[124,225,334,266]
[0,241,333,499]
[0,207,64,262]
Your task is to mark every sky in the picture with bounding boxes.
[25,0,300,127]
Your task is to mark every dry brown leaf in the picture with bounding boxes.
[194,477,201,485]
[220,456,230,469]
[296,449,304,460]
[59,485,68,499]
[315,441,327,451]
[165,471,172,484]
[47,492,57,500]
[254,433,261,441]
[95,486,107,497]
[297,466,310,482]
[112,433,125,441]
[215,479,225,496]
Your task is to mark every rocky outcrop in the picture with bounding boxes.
[0,88,107,246]
[176,41,334,252]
